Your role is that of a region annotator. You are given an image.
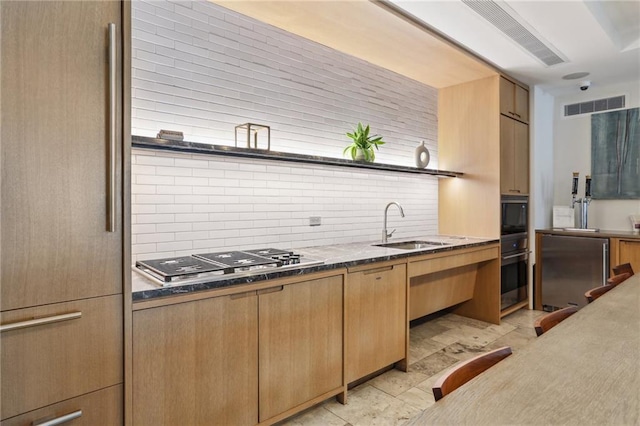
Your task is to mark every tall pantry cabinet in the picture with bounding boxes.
[1,1,127,425]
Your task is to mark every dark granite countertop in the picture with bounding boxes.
[132,235,498,302]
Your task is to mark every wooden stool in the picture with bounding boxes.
[607,272,631,286]
[612,263,634,277]
[534,306,578,336]
[585,285,615,303]
[432,346,512,401]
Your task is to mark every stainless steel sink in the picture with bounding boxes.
[373,240,451,250]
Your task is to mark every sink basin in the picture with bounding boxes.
[374,240,451,250]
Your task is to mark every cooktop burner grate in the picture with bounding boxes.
[194,251,282,270]
[135,256,228,283]
[134,248,324,287]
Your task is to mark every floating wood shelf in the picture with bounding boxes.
[132,136,463,178]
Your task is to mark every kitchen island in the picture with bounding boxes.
[130,236,502,425]
[407,273,640,425]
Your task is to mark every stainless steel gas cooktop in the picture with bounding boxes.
[134,248,323,287]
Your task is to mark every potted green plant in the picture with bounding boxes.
[343,122,385,162]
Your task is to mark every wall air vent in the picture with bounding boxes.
[461,0,567,67]
[564,95,626,117]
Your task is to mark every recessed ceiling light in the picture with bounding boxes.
[562,72,591,80]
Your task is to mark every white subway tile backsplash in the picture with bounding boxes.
[156,166,193,177]
[192,186,225,196]
[133,204,157,214]
[192,239,226,250]
[136,213,176,224]
[175,231,210,241]
[174,213,209,223]
[136,233,176,244]
[157,185,194,195]
[136,155,175,166]
[136,174,175,185]
[192,222,225,231]
[132,243,159,255]
[156,222,193,233]
[132,184,157,195]
[170,195,208,206]
[173,2,209,24]
[133,224,157,234]
[130,0,440,262]
[157,204,193,214]
[192,204,225,213]
[157,241,193,252]
[133,28,175,49]
[136,194,175,204]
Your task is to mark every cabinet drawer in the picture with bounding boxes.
[1,295,123,420]
[1,385,122,426]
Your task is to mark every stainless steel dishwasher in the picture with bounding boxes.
[540,234,608,309]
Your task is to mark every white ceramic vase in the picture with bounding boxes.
[415,141,430,168]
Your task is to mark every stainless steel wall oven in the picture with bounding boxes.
[500,196,529,310]
[501,235,529,310]
[501,196,528,235]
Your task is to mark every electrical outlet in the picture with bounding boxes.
[309,216,321,226]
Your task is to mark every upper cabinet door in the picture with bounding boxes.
[500,116,529,195]
[500,77,529,124]
[1,1,123,310]
[514,84,529,124]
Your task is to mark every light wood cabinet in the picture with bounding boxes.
[1,295,123,420]
[1,385,123,426]
[500,115,529,195]
[258,275,343,422]
[408,245,500,323]
[618,240,640,272]
[132,273,344,425]
[438,76,501,239]
[610,238,640,275]
[500,76,529,124]
[346,262,406,383]
[1,0,124,311]
[1,1,125,422]
[133,292,259,426]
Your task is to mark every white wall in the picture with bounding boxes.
[530,86,555,305]
[553,80,640,231]
[532,86,555,230]
[130,0,441,261]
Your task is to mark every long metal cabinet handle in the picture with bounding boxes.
[32,410,82,426]
[501,251,530,260]
[0,312,82,333]
[107,22,117,232]
[602,243,608,285]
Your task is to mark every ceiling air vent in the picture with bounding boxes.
[564,95,626,117]
[461,0,567,67]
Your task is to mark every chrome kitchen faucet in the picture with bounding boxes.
[382,202,405,243]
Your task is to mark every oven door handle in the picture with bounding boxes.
[501,251,530,261]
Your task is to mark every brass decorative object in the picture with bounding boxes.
[235,123,270,150]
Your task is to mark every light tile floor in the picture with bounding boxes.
[280,308,546,426]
